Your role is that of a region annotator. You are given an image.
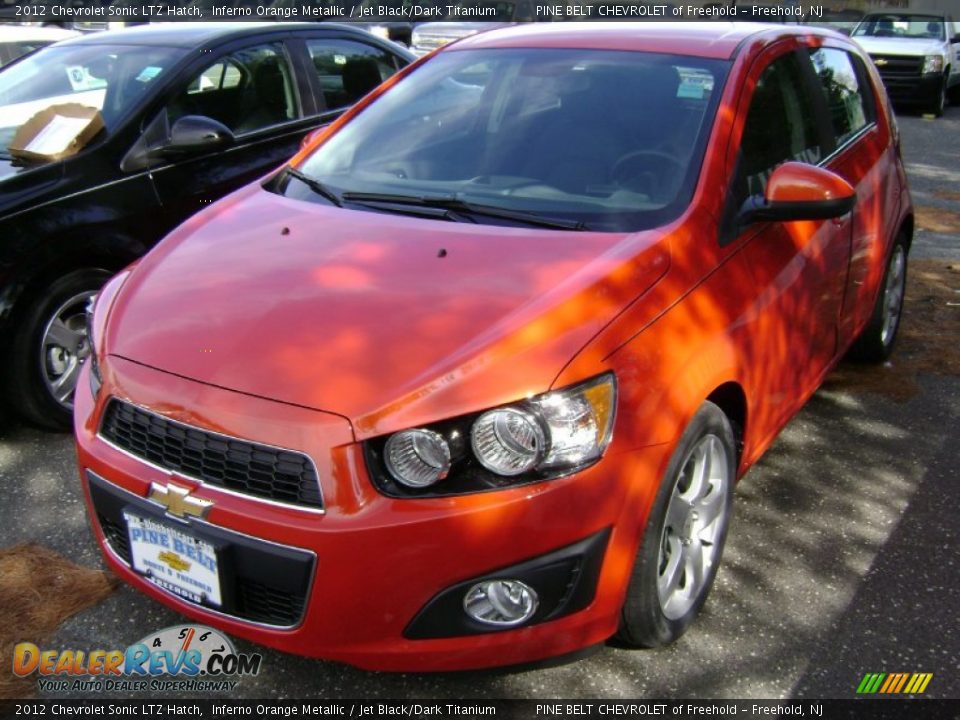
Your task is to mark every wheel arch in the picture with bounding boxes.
[2,231,146,331]
[898,212,914,253]
[705,382,747,465]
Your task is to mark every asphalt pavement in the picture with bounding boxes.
[0,103,957,701]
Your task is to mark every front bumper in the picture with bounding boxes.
[876,70,943,105]
[76,356,665,671]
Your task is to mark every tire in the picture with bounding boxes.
[927,73,947,117]
[7,268,112,431]
[848,238,908,363]
[617,401,736,648]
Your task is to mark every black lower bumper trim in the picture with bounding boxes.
[404,527,611,640]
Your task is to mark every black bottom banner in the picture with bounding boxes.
[2,700,959,720]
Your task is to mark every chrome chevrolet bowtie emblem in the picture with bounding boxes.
[874,58,888,66]
[148,482,213,519]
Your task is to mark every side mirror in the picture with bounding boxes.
[738,162,855,227]
[160,115,235,157]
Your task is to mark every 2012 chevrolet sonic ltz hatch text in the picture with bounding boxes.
[76,22,913,671]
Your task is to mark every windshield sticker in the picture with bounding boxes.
[136,66,163,83]
[66,66,107,93]
[675,67,715,100]
[677,82,705,100]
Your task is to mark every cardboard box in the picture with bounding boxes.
[8,103,105,163]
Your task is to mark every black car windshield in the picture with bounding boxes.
[290,48,728,232]
[853,14,946,40]
[0,43,187,157]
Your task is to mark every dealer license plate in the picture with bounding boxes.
[124,512,222,607]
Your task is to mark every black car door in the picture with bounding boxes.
[146,37,321,232]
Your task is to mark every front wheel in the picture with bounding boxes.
[7,268,112,431]
[617,401,736,648]
[848,239,908,363]
[927,73,948,117]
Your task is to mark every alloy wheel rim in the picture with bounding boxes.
[880,246,906,347]
[657,434,730,621]
[40,290,97,409]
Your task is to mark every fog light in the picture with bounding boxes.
[384,429,451,488]
[463,580,538,626]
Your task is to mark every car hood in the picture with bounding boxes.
[106,186,670,438]
[854,36,945,57]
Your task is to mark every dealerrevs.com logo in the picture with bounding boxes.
[13,625,262,693]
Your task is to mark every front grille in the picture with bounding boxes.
[98,513,131,564]
[99,399,323,509]
[870,54,924,80]
[236,577,306,626]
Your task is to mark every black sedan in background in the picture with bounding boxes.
[0,22,413,429]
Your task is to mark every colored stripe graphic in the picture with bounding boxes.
[857,673,885,693]
[857,672,932,694]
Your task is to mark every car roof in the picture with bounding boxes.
[452,21,829,60]
[58,22,356,48]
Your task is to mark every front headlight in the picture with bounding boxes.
[922,55,944,74]
[366,374,616,496]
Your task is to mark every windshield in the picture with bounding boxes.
[291,48,727,232]
[0,43,187,157]
[853,14,946,40]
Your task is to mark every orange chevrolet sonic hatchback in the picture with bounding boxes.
[76,23,912,670]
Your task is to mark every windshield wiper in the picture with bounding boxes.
[283,167,343,207]
[340,192,586,230]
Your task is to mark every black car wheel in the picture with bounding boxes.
[617,401,736,648]
[7,268,111,431]
[928,73,948,117]
[848,238,908,363]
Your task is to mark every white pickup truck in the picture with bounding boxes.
[852,11,960,117]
